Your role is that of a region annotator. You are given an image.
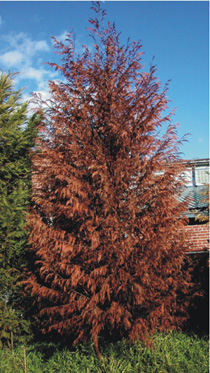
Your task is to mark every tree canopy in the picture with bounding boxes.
[24,2,191,358]
[0,72,38,346]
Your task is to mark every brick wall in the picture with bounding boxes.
[185,225,209,252]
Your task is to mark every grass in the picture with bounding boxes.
[0,331,208,373]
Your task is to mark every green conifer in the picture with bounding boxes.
[0,72,37,347]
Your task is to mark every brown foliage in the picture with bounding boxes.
[24,2,192,358]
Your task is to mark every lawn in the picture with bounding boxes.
[0,331,208,373]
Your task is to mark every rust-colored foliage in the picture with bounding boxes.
[24,2,192,358]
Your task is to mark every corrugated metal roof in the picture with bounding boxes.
[179,185,209,218]
[180,185,208,209]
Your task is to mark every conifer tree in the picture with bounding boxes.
[0,72,37,346]
[24,3,192,357]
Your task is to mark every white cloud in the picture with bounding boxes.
[34,40,50,52]
[23,67,46,81]
[0,50,23,67]
[0,33,51,70]
[0,32,59,100]
[3,32,50,55]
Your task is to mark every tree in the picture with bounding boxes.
[24,2,192,358]
[0,72,38,347]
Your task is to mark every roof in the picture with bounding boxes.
[182,158,209,167]
[179,185,209,218]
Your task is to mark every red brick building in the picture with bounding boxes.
[181,159,209,333]
[181,158,209,255]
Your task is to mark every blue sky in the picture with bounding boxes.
[0,1,209,160]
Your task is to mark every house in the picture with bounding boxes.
[181,159,209,333]
[181,158,209,255]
